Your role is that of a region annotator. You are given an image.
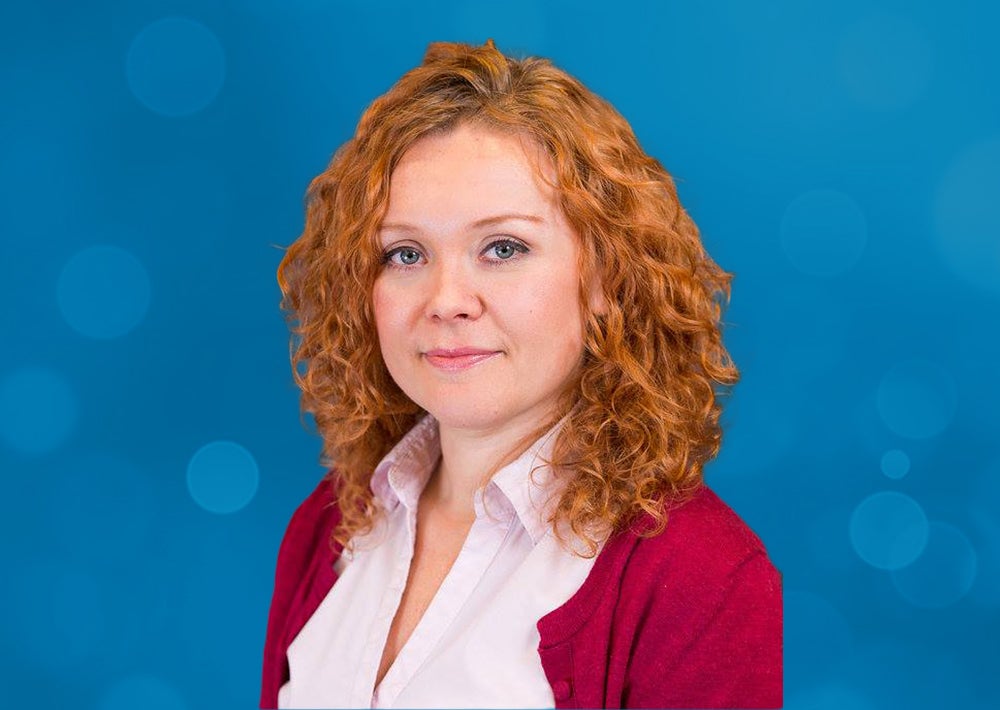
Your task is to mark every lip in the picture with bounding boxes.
[423,347,501,372]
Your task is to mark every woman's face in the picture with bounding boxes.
[373,123,597,436]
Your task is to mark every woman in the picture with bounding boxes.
[262,40,781,709]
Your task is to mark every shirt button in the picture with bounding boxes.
[552,679,573,701]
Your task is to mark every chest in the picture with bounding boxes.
[279,498,604,709]
[375,510,473,687]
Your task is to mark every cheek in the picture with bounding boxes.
[371,283,400,350]
[505,270,584,348]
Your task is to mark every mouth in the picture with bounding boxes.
[423,348,501,372]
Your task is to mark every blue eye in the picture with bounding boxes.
[397,249,420,265]
[382,247,422,267]
[486,239,528,261]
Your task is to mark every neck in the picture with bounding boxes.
[425,411,557,519]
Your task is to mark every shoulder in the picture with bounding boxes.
[276,474,342,573]
[261,475,342,707]
[292,474,340,526]
[267,474,343,627]
[612,484,781,629]
[613,486,783,707]
[625,484,775,582]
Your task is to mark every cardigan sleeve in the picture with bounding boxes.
[260,478,340,709]
[624,550,783,709]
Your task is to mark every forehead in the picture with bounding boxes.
[383,123,560,224]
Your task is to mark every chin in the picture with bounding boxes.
[427,410,505,432]
[418,398,508,432]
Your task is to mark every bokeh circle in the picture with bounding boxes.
[125,17,226,117]
[880,449,911,480]
[933,137,1000,296]
[0,366,78,455]
[849,491,929,570]
[57,245,151,339]
[186,440,259,514]
[890,521,978,608]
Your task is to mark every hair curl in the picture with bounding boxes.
[277,40,739,557]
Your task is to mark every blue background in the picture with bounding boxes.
[2,0,998,708]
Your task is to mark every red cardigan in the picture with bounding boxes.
[260,479,782,708]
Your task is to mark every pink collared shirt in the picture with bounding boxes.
[277,415,603,709]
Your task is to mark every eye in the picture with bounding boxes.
[485,238,529,261]
[382,246,423,267]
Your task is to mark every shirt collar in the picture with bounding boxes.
[484,422,564,544]
[369,414,565,545]
[369,413,440,513]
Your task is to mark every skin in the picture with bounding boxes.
[373,122,602,520]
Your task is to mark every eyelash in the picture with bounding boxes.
[380,238,530,269]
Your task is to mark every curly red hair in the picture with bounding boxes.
[278,40,739,556]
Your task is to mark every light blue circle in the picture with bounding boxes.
[849,491,929,570]
[125,17,226,117]
[880,449,910,479]
[57,245,151,339]
[186,440,259,514]
[891,522,978,609]
[779,189,867,277]
[933,137,1000,295]
[0,366,78,455]
[875,359,957,439]
[100,674,187,710]
[836,11,932,110]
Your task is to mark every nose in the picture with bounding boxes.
[423,261,484,321]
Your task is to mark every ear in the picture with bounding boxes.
[586,269,609,317]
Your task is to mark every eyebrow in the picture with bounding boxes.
[379,213,546,233]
